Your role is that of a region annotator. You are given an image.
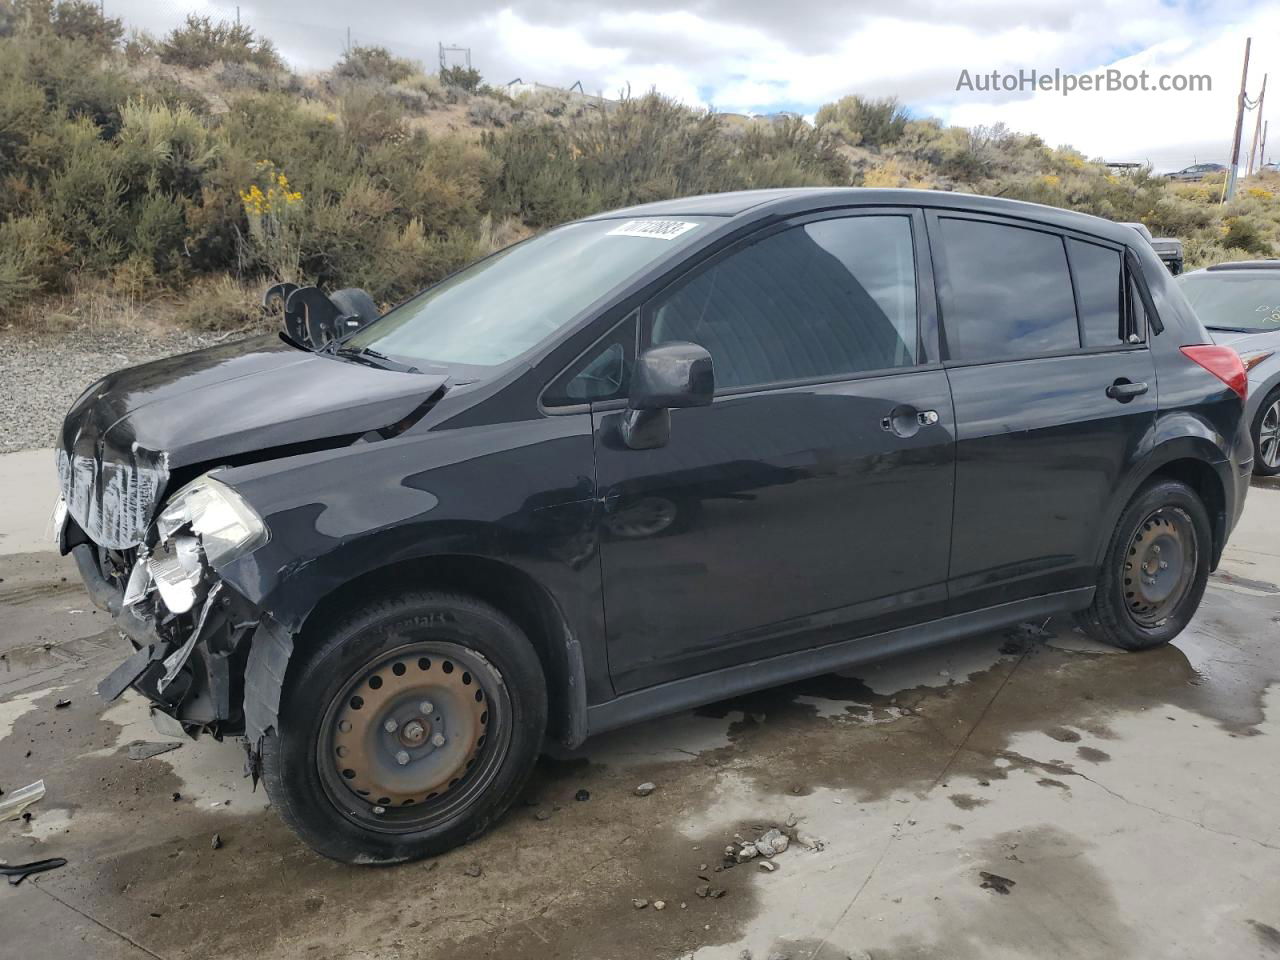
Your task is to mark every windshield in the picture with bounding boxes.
[1177,270,1280,332]
[345,217,712,367]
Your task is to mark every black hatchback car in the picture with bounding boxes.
[55,188,1251,864]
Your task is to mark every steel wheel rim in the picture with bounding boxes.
[317,640,510,833]
[1121,506,1197,628]
[1260,399,1280,468]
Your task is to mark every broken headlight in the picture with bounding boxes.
[156,476,268,567]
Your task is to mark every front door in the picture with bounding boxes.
[929,213,1159,612]
[592,210,957,693]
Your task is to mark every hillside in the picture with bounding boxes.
[2,1,1279,336]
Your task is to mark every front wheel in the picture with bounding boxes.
[1076,478,1211,651]
[261,592,547,864]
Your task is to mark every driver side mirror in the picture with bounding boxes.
[620,342,714,450]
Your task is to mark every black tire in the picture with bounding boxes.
[261,592,546,865]
[1251,387,1280,477]
[1076,478,1211,650]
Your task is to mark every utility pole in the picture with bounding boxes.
[1247,74,1267,177]
[235,5,240,27]
[1262,120,1270,170]
[1225,37,1251,202]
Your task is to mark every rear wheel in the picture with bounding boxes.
[1253,388,1280,476]
[261,592,546,864]
[1076,478,1211,650]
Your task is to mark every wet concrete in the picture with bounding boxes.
[2,448,1278,960]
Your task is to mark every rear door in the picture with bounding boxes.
[589,209,957,692]
[930,212,1157,612]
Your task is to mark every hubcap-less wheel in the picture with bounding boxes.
[1259,398,1280,469]
[319,641,508,832]
[1121,507,1198,628]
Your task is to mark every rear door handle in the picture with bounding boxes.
[1106,379,1148,402]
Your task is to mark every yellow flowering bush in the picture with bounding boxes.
[239,164,303,282]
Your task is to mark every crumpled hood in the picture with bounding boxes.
[58,334,447,548]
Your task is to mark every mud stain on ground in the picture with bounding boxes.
[1249,919,1280,952]
[1076,745,1112,763]
[949,793,988,810]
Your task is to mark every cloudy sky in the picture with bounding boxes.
[115,0,1278,171]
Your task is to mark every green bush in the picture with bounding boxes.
[440,65,482,92]
[816,95,909,148]
[158,14,282,71]
[0,213,68,308]
[336,45,417,85]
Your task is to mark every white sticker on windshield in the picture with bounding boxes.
[606,219,699,241]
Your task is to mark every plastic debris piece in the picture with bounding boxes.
[0,780,45,821]
[1,857,67,886]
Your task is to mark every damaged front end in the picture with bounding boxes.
[61,475,271,742]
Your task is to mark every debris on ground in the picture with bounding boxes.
[1,856,68,886]
[54,698,71,709]
[128,741,183,761]
[574,789,590,802]
[759,860,778,873]
[463,863,483,878]
[632,898,648,909]
[979,871,1016,895]
[171,792,181,802]
[723,825,793,866]
[534,810,551,821]
[654,900,666,910]
[634,782,656,797]
[756,828,789,857]
[784,812,799,827]
[795,831,826,852]
[0,780,45,821]
[210,834,223,850]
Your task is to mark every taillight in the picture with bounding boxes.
[1180,345,1248,401]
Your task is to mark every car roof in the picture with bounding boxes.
[584,187,1140,246]
[1198,260,1280,272]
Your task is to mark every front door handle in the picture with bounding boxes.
[1106,379,1149,403]
[880,406,938,437]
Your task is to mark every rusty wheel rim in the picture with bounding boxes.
[1121,506,1197,629]
[318,640,509,832]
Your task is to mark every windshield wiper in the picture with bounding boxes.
[1204,324,1259,333]
[333,345,421,373]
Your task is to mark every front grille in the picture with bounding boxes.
[57,447,169,550]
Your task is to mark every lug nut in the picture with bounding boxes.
[419,701,434,715]
[431,733,446,747]
[372,805,386,815]
[395,750,411,766]
[383,718,398,733]
[1159,561,1168,569]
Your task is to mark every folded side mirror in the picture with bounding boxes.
[620,343,714,450]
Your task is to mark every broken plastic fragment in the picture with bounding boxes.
[0,780,46,821]
[1,856,67,886]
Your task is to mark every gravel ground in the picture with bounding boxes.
[0,327,219,454]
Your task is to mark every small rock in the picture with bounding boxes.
[535,810,552,821]
[574,789,590,802]
[463,863,482,878]
[709,887,726,899]
[210,834,222,850]
[170,792,181,802]
[979,871,1016,895]
[796,831,826,852]
[767,953,790,960]
[784,812,799,828]
[54,698,72,709]
[634,782,656,797]
[632,898,648,909]
[735,843,758,862]
[759,860,778,873]
[654,900,666,910]
[724,845,736,857]
[756,828,789,857]
[695,883,711,898]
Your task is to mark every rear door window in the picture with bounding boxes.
[1066,238,1126,347]
[937,217,1079,362]
[648,215,919,391]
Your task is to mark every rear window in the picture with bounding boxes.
[937,218,1079,362]
[1067,239,1126,347]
